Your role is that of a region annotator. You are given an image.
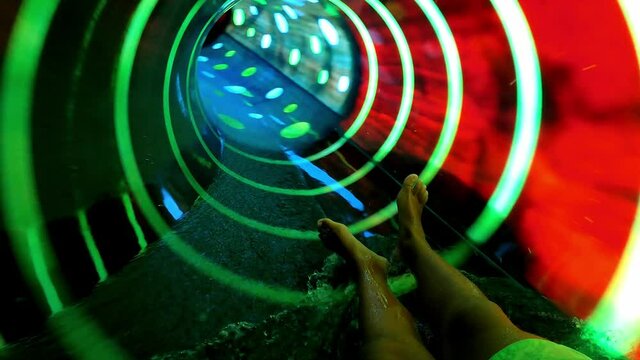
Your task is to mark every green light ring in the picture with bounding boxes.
[1,0,65,314]
[0,0,130,357]
[439,1,543,261]
[180,0,412,197]
[348,0,463,234]
[193,0,380,167]
[464,0,542,244]
[413,0,463,185]
[66,0,109,121]
[115,0,341,305]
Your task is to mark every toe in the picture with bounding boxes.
[402,174,419,189]
[417,187,428,204]
[412,177,424,195]
[318,218,351,239]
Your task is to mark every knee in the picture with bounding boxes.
[443,298,511,337]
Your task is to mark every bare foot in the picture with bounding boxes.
[318,218,388,273]
[396,174,429,262]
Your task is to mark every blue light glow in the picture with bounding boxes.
[269,115,285,125]
[224,85,248,94]
[284,150,364,211]
[161,188,183,220]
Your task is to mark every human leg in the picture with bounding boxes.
[396,174,539,360]
[318,218,434,360]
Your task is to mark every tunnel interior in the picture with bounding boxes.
[1,0,639,359]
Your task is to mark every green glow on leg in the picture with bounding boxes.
[122,193,148,252]
[1,0,64,315]
[0,334,5,348]
[78,210,108,282]
[246,27,256,38]
[225,50,236,57]
[465,0,542,243]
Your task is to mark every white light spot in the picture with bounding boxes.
[224,85,247,94]
[249,113,263,119]
[309,35,321,54]
[265,87,283,99]
[233,9,246,26]
[337,76,350,92]
[318,18,339,46]
[274,13,289,34]
[249,5,259,15]
[260,34,272,49]
[288,48,301,66]
[282,5,298,19]
[212,43,223,49]
[197,56,209,62]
